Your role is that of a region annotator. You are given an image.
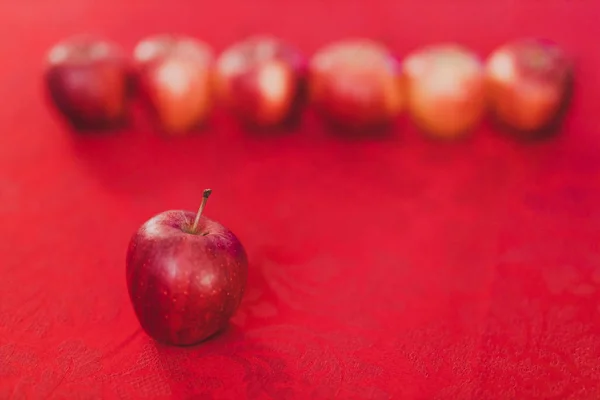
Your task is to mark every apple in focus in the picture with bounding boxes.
[215,35,307,129]
[126,190,248,346]
[403,44,486,139]
[485,38,573,136]
[44,36,131,131]
[309,39,404,133]
[133,35,216,135]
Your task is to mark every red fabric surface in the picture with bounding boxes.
[1,1,600,398]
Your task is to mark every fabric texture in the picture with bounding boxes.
[1,0,599,398]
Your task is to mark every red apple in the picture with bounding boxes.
[126,189,248,346]
[214,35,307,129]
[133,34,215,135]
[403,44,486,139]
[44,36,130,131]
[309,39,404,132]
[485,38,573,136]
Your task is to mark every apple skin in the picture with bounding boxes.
[44,36,131,131]
[309,39,404,133]
[215,35,307,129]
[485,38,573,137]
[403,44,486,139]
[126,210,248,346]
[133,35,216,135]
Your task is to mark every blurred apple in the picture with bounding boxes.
[485,38,573,137]
[309,39,404,133]
[44,36,130,132]
[215,35,307,129]
[403,44,486,139]
[133,34,215,135]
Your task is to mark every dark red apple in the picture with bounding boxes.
[403,44,486,139]
[309,39,404,132]
[44,36,130,131]
[133,34,216,135]
[126,189,248,346]
[214,35,307,129]
[485,38,573,136]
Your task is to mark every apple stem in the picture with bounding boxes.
[191,189,212,234]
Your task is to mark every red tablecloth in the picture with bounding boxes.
[2,1,600,398]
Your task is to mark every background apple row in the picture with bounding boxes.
[44,35,573,140]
